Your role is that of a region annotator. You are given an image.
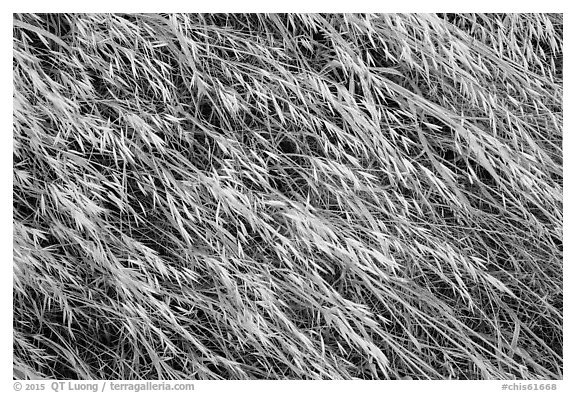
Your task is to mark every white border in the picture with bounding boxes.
[6,2,570,13]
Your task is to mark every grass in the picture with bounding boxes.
[13,13,563,380]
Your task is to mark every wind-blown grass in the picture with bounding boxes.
[13,13,562,380]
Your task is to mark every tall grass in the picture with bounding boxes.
[13,13,562,380]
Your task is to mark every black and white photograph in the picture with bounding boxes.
[11,8,565,386]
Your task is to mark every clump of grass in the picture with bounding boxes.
[13,13,562,380]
